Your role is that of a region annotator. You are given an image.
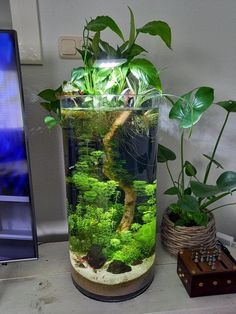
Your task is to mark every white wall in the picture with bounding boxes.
[7,0,236,239]
[0,0,12,28]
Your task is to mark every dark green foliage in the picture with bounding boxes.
[38,87,62,129]
[137,20,172,49]
[159,97,236,226]
[69,203,121,253]
[65,110,157,263]
[157,144,176,163]
[184,161,197,177]
[102,181,157,264]
[169,197,208,226]
[69,172,157,264]
[111,239,142,264]
[107,217,156,264]
[62,110,111,139]
[38,7,172,128]
[104,220,156,265]
[169,87,214,129]
[135,181,157,224]
[133,219,156,256]
[86,16,125,41]
[217,100,236,113]
[68,147,124,253]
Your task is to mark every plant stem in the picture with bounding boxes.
[165,95,175,106]
[199,188,236,210]
[166,161,181,198]
[193,175,200,182]
[181,131,185,196]
[83,27,93,93]
[203,111,230,184]
[208,202,236,213]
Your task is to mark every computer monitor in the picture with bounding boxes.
[0,30,38,262]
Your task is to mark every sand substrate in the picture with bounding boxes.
[70,252,155,298]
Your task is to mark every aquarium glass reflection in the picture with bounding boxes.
[61,94,160,299]
[0,31,37,261]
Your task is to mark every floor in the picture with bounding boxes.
[0,240,236,314]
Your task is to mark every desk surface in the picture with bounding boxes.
[0,239,236,314]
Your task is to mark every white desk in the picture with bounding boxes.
[0,240,235,314]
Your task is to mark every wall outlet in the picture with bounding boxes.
[58,36,83,59]
[216,232,234,247]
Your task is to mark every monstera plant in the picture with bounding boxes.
[158,90,236,254]
[159,95,236,226]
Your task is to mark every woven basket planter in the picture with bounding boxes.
[161,211,216,256]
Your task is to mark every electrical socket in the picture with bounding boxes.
[58,36,83,59]
[216,232,234,247]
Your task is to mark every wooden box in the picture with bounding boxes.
[177,248,236,297]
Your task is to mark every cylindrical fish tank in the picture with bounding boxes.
[60,94,160,301]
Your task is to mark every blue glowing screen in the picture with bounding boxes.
[0,32,29,197]
[0,31,37,261]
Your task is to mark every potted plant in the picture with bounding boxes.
[39,7,172,301]
[158,93,236,256]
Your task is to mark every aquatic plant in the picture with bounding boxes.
[39,7,167,273]
[39,6,171,124]
[68,159,157,264]
[39,6,171,236]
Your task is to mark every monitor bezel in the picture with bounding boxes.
[0,29,38,262]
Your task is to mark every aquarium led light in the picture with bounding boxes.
[93,58,127,68]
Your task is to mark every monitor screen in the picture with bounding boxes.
[0,30,37,262]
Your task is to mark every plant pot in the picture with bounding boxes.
[60,94,161,301]
[161,210,216,256]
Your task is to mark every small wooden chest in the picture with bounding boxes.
[177,248,236,297]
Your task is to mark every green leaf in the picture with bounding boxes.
[69,68,87,91]
[164,187,180,195]
[119,41,129,52]
[216,171,236,192]
[76,48,93,64]
[91,32,100,57]
[194,213,208,227]
[217,100,236,112]
[125,44,147,59]
[184,161,197,176]
[128,6,135,49]
[55,85,62,94]
[44,116,59,129]
[100,40,118,57]
[71,67,86,83]
[177,195,199,212]
[169,200,208,226]
[191,181,220,197]
[86,16,125,41]
[40,102,52,112]
[184,187,192,195]
[203,154,224,169]
[157,144,176,162]
[129,58,161,90]
[169,87,214,128]
[193,86,214,110]
[175,219,187,226]
[94,68,112,84]
[137,20,172,49]
[40,99,60,113]
[38,89,57,102]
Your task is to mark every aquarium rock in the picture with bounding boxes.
[107,260,132,274]
[85,245,106,269]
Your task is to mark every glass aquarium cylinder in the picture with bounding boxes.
[60,94,160,301]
